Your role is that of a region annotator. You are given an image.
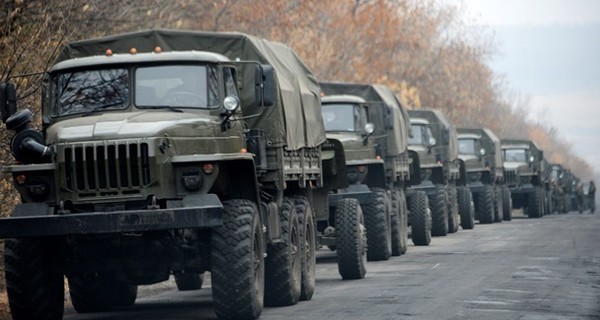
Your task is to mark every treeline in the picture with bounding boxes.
[0,0,594,204]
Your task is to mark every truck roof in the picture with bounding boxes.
[321,95,367,104]
[56,29,325,150]
[319,82,410,156]
[50,51,231,72]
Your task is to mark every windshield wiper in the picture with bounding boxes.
[82,101,126,116]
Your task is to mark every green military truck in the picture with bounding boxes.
[0,29,340,320]
[319,82,417,261]
[501,139,546,218]
[407,109,464,238]
[550,164,582,213]
[457,127,510,224]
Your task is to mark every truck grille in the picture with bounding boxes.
[504,169,517,184]
[63,142,152,193]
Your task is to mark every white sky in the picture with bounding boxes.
[452,0,600,176]
[459,0,600,26]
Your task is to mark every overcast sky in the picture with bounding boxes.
[453,0,600,177]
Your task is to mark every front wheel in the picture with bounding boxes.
[364,188,392,261]
[336,198,367,280]
[430,186,449,236]
[409,191,432,246]
[211,200,264,320]
[5,238,64,320]
[502,186,512,221]
[458,187,475,230]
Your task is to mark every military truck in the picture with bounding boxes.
[0,29,341,320]
[407,109,464,238]
[501,139,545,218]
[457,127,510,224]
[319,82,418,259]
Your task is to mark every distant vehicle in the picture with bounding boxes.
[501,139,546,218]
[457,127,510,224]
[407,109,466,238]
[320,82,420,253]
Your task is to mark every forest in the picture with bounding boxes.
[2,0,595,209]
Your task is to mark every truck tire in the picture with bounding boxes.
[502,186,512,221]
[527,188,543,218]
[409,191,432,246]
[430,186,449,236]
[292,196,316,301]
[458,187,475,230]
[336,198,367,280]
[212,200,264,320]
[69,275,138,312]
[174,272,204,291]
[364,188,392,261]
[447,186,459,233]
[391,189,408,256]
[476,186,494,224]
[494,186,504,223]
[265,197,301,306]
[5,238,64,320]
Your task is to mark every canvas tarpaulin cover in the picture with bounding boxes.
[55,29,325,150]
[319,82,410,156]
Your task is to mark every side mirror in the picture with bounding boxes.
[427,136,436,148]
[364,123,375,135]
[255,65,276,107]
[1,82,17,123]
[362,123,375,146]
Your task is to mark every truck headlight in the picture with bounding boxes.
[181,170,203,191]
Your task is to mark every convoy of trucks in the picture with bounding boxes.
[0,29,579,320]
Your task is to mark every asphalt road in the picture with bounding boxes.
[64,211,600,320]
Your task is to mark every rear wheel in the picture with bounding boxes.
[458,187,475,230]
[409,191,431,246]
[336,198,367,280]
[364,188,392,261]
[212,200,264,320]
[174,272,204,291]
[5,238,64,320]
[391,189,408,256]
[430,186,449,236]
[447,186,459,233]
[265,197,301,306]
[292,196,316,301]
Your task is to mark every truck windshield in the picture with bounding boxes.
[136,65,219,109]
[53,68,129,116]
[408,124,433,146]
[322,104,358,132]
[503,148,527,162]
[458,138,478,155]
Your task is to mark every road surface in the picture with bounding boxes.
[64,211,600,320]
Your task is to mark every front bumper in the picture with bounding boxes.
[0,194,223,238]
